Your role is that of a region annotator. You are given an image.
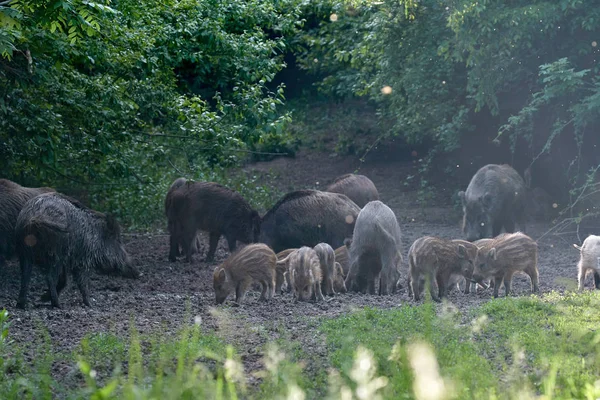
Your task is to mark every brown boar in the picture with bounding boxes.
[407,236,478,302]
[275,248,297,294]
[325,174,379,208]
[278,246,324,302]
[333,262,347,293]
[166,181,261,263]
[164,178,201,261]
[573,235,600,291]
[260,190,360,254]
[213,243,276,305]
[458,164,527,242]
[314,242,336,296]
[334,245,350,277]
[0,179,55,269]
[472,232,539,298]
[345,201,403,295]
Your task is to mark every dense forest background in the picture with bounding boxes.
[1,0,599,228]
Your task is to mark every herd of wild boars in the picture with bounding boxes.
[0,166,597,308]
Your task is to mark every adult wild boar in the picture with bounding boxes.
[325,174,379,208]
[260,190,360,253]
[458,164,527,242]
[0,179,55,269]
[472,232,539,298]
[15,193,139,309]
[166,181,261,263]
[164,178,201,260]
[345,201,402,295]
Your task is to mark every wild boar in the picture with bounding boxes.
[260,190,360,253]
[345,201,402,295]
[472,232,539,298]
[458,164,527,241]
[334,245,350,277]
[275,248,298,294]
[0,179,55,269]
[166,181,261,262]
[314,242,336,296]
[573,235,600,291]
[277,246,324,302]
[213,243,276,305]
[333,262,347,293]
[164,178,201,260]
[15,193,139,309]
[407,236,478,302]
[325,174,379,208]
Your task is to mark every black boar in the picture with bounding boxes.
[166,181,261,262]
[15,193,139,309]
[260,190,360,253]
[407,236,478,302]
[213,243,276,305]
[314,242,336,296]
[345,201,402,295]
[278,246,324,302]
[458,164,527,242]
[0,179,55,269]
[573,235,600,291]
[472,232,539,298]
[325,174,379,208]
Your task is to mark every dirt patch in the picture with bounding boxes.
[0,147,586,392]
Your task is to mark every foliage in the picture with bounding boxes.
[0,0,301,228]
[4,292,600,398]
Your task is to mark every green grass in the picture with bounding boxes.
[3,292,600,399]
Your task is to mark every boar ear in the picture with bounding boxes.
[458,191,466,205]
[480,193,493,210]
[215,268,226,282]
[457,244,468,259]
[344,238,353,249]
[488,248,497,261]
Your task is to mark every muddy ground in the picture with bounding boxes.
[0,146,591,389]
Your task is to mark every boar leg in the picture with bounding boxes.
[492,274,504,298]
[168,234,179,262]
[45,267,61,308]
[314,281,325,302]
[328,277,336,296]
[235,282,249,305]
[17,253,33,309]
[426,271,440,302]
[41,271,68,301]
[503,271,515,297]
[206,232,220,262]
[526,265,540,293]
[410,271,421,301]
[436,269,450,299]
[73,268,91,307]
[258,280,268,301]
[225,234,237,253]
